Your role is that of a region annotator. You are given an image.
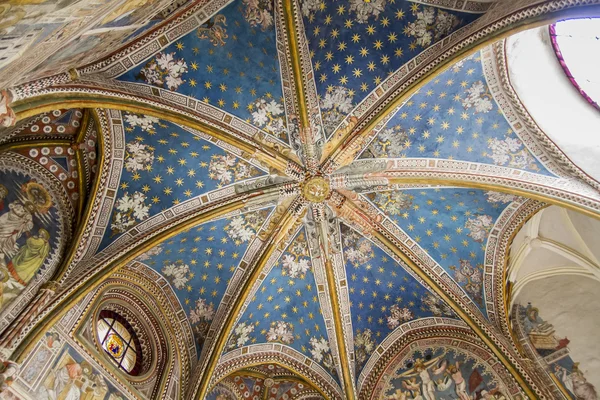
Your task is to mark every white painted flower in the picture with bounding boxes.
[162,262,190,290]
[243,0,274,31]
[485,191,517,204]
[462,81,493,114]
[189,298,215,324]
[137,52,188,91]
[226,215,257,243]
[111,191,151,235]
[387,304,414,330]
[136,244,163,261]
[209,154,256,186]
[349,0,386,23]
[124,113,160,134]
[452,259,484,304]
[355,329,375,368]
[465,214,493,243]
[405,7,459,48]
[228,322,255,349]
[282,254,311,278]
[320,86,354,136]
[301,0,321,17]
[266,321,294,344]
[309,336,330,363]
[251,96,287,139]
[487,137,539,171]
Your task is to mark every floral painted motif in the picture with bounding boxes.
[342,229,374,266]
[320,86,354,136]
[242,0,274,31]
[124,140,154,173]
[462,81,493,114]
[364,125,409,158]
[124,113,163,134]
[196,15,228,47]
[487,137,540,171]
[300,0,321,17]
[136,244,163,261]
[266,321,294,344]
[224,210,269,244]
[485,191,518,204]
[421,293,454,317]
[370,191,413,216]
[451,259,484,304]
[404,6,460,48]
[227,322,255,351]
[386,304,414,330]
[279,232,311,278]
[464,214,493,243]
[136,52,188,91]
[349,0,386,23]
[355,328,375,371]
[208,154,260,186]
[309,336,337,376]
[250,96,287,139]
[189,298,215,345]
[161,262,191,290]
[110,191,151,236]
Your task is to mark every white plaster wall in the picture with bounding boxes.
[505,26,600,182]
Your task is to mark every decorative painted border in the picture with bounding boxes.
[483,198,545,333]
[332,158,600,216]
[408,0,495,13]
[216,344,344,399]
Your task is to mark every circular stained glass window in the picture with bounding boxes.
[97,310,142,375]
[551,18,600,111]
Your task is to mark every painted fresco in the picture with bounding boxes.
[10,331,128,400]
[98,114,265,251]
[366,188,518,313]
[360,51,551,175]
[0,0,186,87]
[300,1,480,136]
[383,347,509,400]
[135,208,272,352]
[228,229,339,382]
[515,303,598,400]
[341,223,455,377]
[0,170,60,310]
[119,0,287,143]
[207,365,323,400]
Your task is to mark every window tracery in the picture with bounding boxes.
[97,310,143,376]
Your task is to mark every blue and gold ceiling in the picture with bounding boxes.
[302,2,478,136]
[99,114,266,251]
[135,207,272,352]
[2,0,588,399]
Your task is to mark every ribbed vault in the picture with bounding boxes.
[0,1,599,400]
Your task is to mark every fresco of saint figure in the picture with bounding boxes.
[0,178,56,308]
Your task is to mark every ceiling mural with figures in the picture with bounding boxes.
[134,207,273,352]
[99,113,267,251]
[1,1,600,400]
[0,0,195,87]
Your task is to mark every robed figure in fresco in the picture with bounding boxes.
[7,228,51,285]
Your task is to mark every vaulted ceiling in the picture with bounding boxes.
[0,1,599,400]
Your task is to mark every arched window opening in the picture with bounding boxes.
[97,310,143,376]
[550,18,600,110]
